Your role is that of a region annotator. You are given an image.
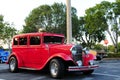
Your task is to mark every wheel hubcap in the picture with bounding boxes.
[51,63,58,76]
[10,59,15,71]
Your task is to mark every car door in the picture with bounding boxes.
[27,35,49,69]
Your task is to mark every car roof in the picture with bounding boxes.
[13,32,64,38]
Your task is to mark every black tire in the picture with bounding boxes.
[83,70,94,75]
[49,59,65,79]
[97,56,102,60]
[9,56,18,72]
[99,55,103,60]
[0,60,2,63]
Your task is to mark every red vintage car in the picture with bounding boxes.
[8,32,98,78]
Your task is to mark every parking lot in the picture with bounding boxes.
[0,59,120,80]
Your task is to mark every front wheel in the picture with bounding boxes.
[9,56,18,72]
[49,59,65,79]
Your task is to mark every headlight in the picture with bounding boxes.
[76,60,82,66]
[85,50,89,54]
[70,45,83,55]
[70,45,83,62]
[70,46,77,55]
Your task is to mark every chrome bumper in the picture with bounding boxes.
[68,65,99,71]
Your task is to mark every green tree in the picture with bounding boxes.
[0,15,17,50]
[116,0,120,2]
[97,1,120,53]
[23,4,52,33]
[76,1,120,52]
[108,45,115,52]
[90,1,120,53]
[94,44,105,50]
[2,23,17,50]
[0,15,5,39]
[75,7,107,48]
[118,42,120,52]
[23,3,79,37]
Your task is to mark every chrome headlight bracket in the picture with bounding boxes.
[89,60,95,65]
[76,60,82,67]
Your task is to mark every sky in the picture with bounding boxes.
[0,0,115,30]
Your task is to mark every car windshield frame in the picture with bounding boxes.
[44,36,63,44]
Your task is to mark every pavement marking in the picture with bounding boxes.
[30,76,46,80]
[94,73,120,78]
[0,79,6,80]
[82,78,93,80]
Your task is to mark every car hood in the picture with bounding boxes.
[48,44,73,55]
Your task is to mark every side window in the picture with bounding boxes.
[19,37,27,45]
[13,38,18,45]
[30,36,40,45]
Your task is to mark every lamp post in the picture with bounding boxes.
[66,0,72,44]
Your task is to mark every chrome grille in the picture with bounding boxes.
[71,45,83,62]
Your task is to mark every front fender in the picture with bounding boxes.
[48,53,73,62]
[88,53,96,60]
[83,53,96,66]
[37,53,73,70]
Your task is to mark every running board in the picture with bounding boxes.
[19,67,39,70]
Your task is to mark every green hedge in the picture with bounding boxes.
[107,53,120,58]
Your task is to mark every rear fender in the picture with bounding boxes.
[8,52,23,68]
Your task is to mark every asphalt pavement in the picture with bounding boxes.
[0,59,119,71]
[0,59,120,80]
[0,58,119,70]
[0,63,8,71]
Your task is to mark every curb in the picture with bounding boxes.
[100,58,120,63]
[102,58,120,60]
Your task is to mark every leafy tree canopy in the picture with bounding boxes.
[0,15,5,38]
[75,1,120,51]
[0,15,17,49]
[75,2,108,48]
[23,3,79,37]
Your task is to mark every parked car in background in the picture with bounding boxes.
[7,32,98,79]
[96,50,107,60]
[87,49,107,60]
[0,49,10,63]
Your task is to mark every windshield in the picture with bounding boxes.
[44,36,63,44]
